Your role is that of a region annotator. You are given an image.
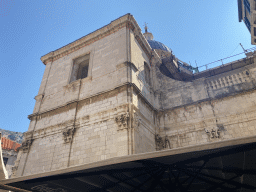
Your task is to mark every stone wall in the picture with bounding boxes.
[159,57,256,110]
[34,27,128,114]
[157,58,256,150]
[159,89,256,149]
[15,24,133,177]
[16,86,130,177]
[130,31,157,154]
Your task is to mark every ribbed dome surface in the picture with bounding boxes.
[147,40,172,52]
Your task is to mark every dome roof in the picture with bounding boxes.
[147,40,172,52]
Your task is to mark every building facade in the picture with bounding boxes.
[238,0,256,44]
[1,137,21,178]
[13,14,256,178]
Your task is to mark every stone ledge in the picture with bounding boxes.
[28,83,131,120]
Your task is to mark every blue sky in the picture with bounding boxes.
[0,0,254,133]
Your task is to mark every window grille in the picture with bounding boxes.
[244,16,251,32]
[244,0,251,14]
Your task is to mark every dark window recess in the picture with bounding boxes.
[254,27,256,36]
[3,157,8,166]
[81,65,88,79]
[70,54,90,83]
[77,61,89,80]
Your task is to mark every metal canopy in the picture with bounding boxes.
[1,136,256,192]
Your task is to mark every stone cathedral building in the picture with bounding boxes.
[3,14,256,191]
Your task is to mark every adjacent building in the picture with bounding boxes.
[1,137,21,178]
[238,0,256,44]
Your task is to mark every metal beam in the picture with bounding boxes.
[185,159,209,191]
[177,166,255,190]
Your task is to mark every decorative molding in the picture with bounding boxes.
[115,112,130,130]
[41,22,126,64]
[155,134,164,150]
[206,71,251,90]
[11,165,18,177]
[34,94,44,102]
[23,131,33,138]
[12,166,18,172]
[132,113,140,129]
[155,134,171,150]
[25,104,128,140]
[63,79,81,91]
[28,84,130,120]
[63,127,75,143]
[23,120,76,141]
[41,15,132,65]
[41,14,152,65]
[164,136,171,149]
[21,138,33,153]
[205,127,221,139]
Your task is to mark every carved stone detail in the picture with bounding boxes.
[21,138,33,152]
[132,113,140,129]
[12,165,18,177]
[164,136,171,149]
[34,94,44,102]
[63,127,75,143]
[155,134,171,150]
[63,79,81,92]
[115,112,130,130]
[155,134,164,150]
[205,127,220,138]
[12,166,18,176]
[206,70,252,90]
[115,115,123,127]
[12,165,18,172]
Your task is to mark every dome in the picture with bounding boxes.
[147,40,172,52]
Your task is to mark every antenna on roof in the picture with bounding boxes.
[240,43,247,54]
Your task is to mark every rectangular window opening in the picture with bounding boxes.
[77,61,89,80]
[70,54,90,83]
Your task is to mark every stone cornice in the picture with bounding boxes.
[29,81,256,122]
[25,104,129,140]
[40,14,152,65]
[28,83,130,119]
[28,82,159,120]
